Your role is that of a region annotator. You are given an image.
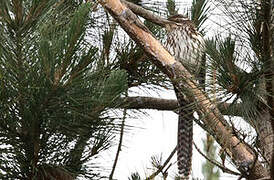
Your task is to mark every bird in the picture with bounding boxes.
[164,14,205,180]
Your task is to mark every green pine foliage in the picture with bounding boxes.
[191,0,209,34]
[205,0,273,175]
[0,1,127,179]
[206,35,266,127]
[166,0,178,16]
[1,0,272,179]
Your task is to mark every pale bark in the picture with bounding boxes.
[97,0,268,178]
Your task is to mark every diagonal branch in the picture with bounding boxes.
[120,0,169,27]
[193,142,241,176]
[146,146,177,180]
[96,0,268,178]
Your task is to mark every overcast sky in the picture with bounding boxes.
[101,88,239,180]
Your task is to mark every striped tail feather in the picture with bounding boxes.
[175,88,194,180]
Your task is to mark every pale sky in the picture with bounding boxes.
[100,88,239,180]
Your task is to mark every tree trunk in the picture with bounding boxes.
[257,110,274,174]
[37,165,74,180]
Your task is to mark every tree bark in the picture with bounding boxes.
[269,0,274,177]
[261,0,274,178]
[97,0,268,178]
[117,96,242,116]
[37,165,74,180]
[257,110,274,172]
[120,0,168,27]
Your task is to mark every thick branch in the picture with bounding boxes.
[120,96,178,111]
[98,0,268,178]
[118,96,242,116]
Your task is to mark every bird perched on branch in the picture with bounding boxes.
[164,14,205,180]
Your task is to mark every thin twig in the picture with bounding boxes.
[193,141,241,176]
[109,94,128,179]
[146,146,177,180]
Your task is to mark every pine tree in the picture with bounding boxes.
[0,1,127,179]
[1,0,273,179]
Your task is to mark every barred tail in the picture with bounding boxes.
[175,90,194,180]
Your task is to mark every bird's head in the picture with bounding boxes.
[167,14,190,24]
[165,14,192,32]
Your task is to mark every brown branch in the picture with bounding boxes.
[37,165,74,180]
[256,0,274,177]
[146,146,177,180]
[97,0,268,178]
[109,98,127,179]
[120,96,178,111]
[121,0,169,27]
[256,177,271,180]
[193,141,241,176]
[271,0,274,176]
[261,0,274,178]
[118,96,242,116]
